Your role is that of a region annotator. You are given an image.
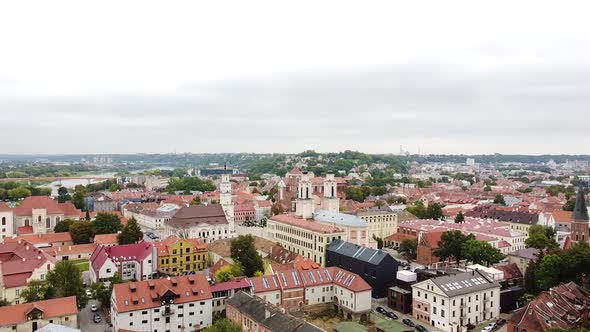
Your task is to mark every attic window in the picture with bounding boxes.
[187,276,195,284]
[129,283,137,292]
[192,288,199,295]
[171,278,178,286]
[148,281,155,289]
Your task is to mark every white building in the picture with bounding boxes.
[111,275,213,332]
[0,203,14,240]
[354,208,398,240]
[411,270,501,332]
[164,204,234,243]
[89,242,156,283]
[123,203,178,230]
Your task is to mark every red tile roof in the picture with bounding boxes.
[43,243,97,257]
[94,233,119,245]
[0,240,56,288]
[271,214,344,234]
[0,202,11,212]
[211,277,251,292]
[112,274,212,313]
[154,236,206,257]
[17,226,33,235]
[6,232,72,245]
[13,196,83,217]
[0,296,78,325]
[90,242,153,276]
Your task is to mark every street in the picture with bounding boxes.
[79,299,110,332]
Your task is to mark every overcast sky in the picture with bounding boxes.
[1,1,590,155]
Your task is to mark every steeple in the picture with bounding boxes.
[219,165,235,235]
[321,171,340,212]
[572,185,589,221]
[295,171,314,219]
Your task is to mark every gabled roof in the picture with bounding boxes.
[326,239,393,265]
[428,270,501,297]
[13,196,83,217]
[0,296,78,326]
[90,242,153,274]
[166,204,228,228]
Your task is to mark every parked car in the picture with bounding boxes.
[386,311,398,320]
[90,304,98,312]
[482,326,494,332]
[93,314,101,323]
[496,319,506,326]
[416,325,428,332]
[376,307,387,314]
[403,319,415,327]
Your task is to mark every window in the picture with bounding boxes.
[441,310,445,318]
[433,307,437,314]
[142,320,148,324]
[434,296,437,303]
[442,299,445,305]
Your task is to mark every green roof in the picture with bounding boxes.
[333,321,368,332]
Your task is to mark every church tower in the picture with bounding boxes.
[321,171,340,212]
[570,184,589,243]
[220,166,235,235]
[296,171,314,219]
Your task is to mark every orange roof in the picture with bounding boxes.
[0,296,77,325]
[94,233,119,245]
[271,213,344,234]
[154,235,207,257]
[44,243,97,257]
[384,232,417,242]
[113,274,212,313]
[6,232,72,245]
[421,231,445,249]
[0,202,11,212]
[551,210,573,223]
[13,196,83,217]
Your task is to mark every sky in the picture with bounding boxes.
[1,1,590,155]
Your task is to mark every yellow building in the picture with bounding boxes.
[154,235,208,275]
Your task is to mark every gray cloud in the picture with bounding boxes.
[1,62,590,155]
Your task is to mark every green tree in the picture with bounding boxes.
[493,194,506,206]
[406,201,427,219]
[58,186,68,196]
[203,319,241,332]
[454,211,465,223]
[524,258,539,295]
[463,239,504,266]
[54,219,75,233]
[484,185,492,192]
[215,263,245,282]
[57,193,72,203]
[230,235,264,277]
[71,191,86,210]
[434,230,475,265]
[525,225,558,250]
[190,196,201,205]
[46,260,88,308]
[536,254,563,290]
[92,213,123,235]
[372,234,384,249]
[399,238,418,259]
[69,220,94,244]
[20,280,52,303]
[426,203,444,220]
[117,217,143,245]
[563,198,576,211]
[8,187,31,200]
[109,184,121,192]
[0,299,10,307]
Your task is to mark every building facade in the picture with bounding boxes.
[90,242,156,283]
[154,235,207,275]
[164,204,234,243]
[0,296,78,332]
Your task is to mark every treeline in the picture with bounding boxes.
[166,177,216,193]
[0,182,52,200]
[0,164,96,178]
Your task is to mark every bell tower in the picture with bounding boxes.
[321,171,340,212]
[220,164,235,234]
[295,171,314,219]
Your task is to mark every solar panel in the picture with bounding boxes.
[325,269,332,281]
[292,271,300,286]
[347,276,355,286]
[317,270,323,282]
[272,276,278,287]
[308,271,316,283]
[263,277,270,289]
[280,272,287,286]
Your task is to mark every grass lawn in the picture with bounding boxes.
[70,259,90,271]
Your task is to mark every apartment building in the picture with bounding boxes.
[0,296,78,332]
[353,207,398,240]
[226,291,324,332]
[111,275,213,332]
[411,270,501,332]
[154,235,207,275]
[0,240,57,304]
[89,242,155,283]
[267,213,346,266]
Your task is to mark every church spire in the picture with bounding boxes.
[572,185,589,221]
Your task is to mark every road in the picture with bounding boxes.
[79,299,111,332]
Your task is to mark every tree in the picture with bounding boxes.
[399,239,418,259]
[54,219,74,233]
[463,239,504,266]
[230,235,264,277]
[563,198,576,211]
[426,203,444,220]
[190,196,201,205]
[92,213,123,235]
[71,191,86,210]
[46,260,87,308]
[85,209,90,221]
[109,184,121,192]
[117,217,143,245]
[406,201,427,219]
[525,225,558,250]
[215,263,244,282]
[271,203,283,216]
[8,187,31,200]
[454,211,465,223]
[69,220,94,244]
[524,258,539,295]
[536,254,563,290]
[203,319,241,332]
[90,274,122,309]
[254,271,264,277]
[20,280,52,303]
[493,194,506,206]
[372,234,384,249]
[0,299,10,307]
[484,185,492,192]
[434,230,475,265]
[58,186,68,196]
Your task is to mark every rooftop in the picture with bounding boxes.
[0,296,78,326]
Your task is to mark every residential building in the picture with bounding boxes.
[87,193,117,212]
[267,213,346,266]
[353,207,398,240]
[507,248,540,275]
[325,239,399,298]
[254,200,272,221]
[234,203,256,224]
[111,274,213,332]
[411,270,501,332]
[211,277,252,314]
[4,232,73,248]
[123,203,178,230]
[508,282,590,332]
[89,242,155,283]
[0,240,57,304]
[12,196,83,235]
[154,235,207,275]
[226,291,324,332]
[0,296,78,332]
[42,243,97,261]
[164,204,234,243]
[388,286,413,314]
[0,203,14,240]
[93,233,119,246]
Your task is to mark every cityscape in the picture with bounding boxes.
[2,2,590,332]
